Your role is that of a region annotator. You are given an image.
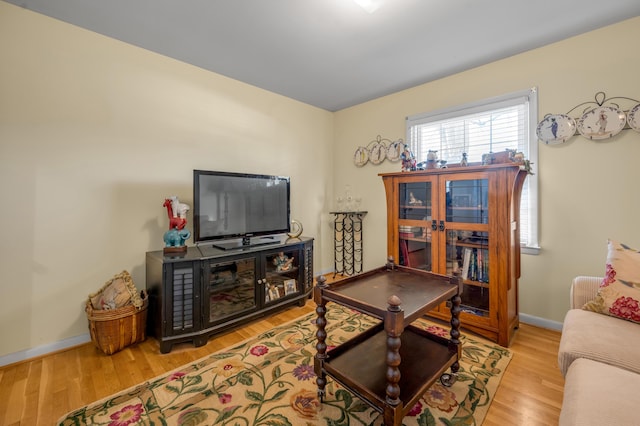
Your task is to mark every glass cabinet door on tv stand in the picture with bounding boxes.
[381,164,527,347]
[206,257,258,324]
[263,247,303,304]
[200,242,311,332]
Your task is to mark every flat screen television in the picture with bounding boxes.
[193,170,291,250]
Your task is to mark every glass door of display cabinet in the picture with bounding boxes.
[264,248,300,304]
[444,229,490,317]
[206,257,257,324]
[445,177,489,224]
[442,175,491,318]
[397,179,435,270]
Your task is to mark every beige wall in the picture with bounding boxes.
[334,16,640,326]
[0,2,334,360]
[2,1,639,361]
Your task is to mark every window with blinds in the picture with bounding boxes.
[406,88,539,252]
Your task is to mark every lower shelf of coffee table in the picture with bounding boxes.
[323,323,457,412]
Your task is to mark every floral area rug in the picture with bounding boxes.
[58,303,511,426]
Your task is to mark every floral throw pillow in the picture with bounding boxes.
[583,240,640,323]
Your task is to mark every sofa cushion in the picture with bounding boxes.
[558,308,640,376]
[583,239,640,323]
[559,358,640,426]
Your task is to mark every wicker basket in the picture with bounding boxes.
[86,296,148,355]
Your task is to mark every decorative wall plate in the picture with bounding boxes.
[368,141,386,165]
[536,114,576,144]
[386,140,405,162]
[627,103,640,133]
[577,106,626,140]
[353,146,369,166]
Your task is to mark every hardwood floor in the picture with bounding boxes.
[0,298,564,426]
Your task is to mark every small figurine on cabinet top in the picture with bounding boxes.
[273,252,294,271]
[521,159,535,174]
[162,196,191,254]
[401,146,417,172]
[512,151,525,164]
[460,152,468,166]
[425,150,438,169]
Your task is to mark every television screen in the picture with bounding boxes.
[193,170,290,245]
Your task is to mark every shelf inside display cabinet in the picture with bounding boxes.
[460,284,490,317]
[400,204,431,210]
[267,266,299,276]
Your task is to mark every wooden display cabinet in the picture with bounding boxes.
[380,164,527,346]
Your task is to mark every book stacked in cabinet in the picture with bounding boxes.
[380,164,527,346]
[146,236,313,353]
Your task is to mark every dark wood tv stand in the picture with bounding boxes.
[314,260,462,426]
[146,236,313,353]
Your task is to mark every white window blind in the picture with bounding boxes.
[406,88,539,251]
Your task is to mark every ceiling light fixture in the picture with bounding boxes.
[353,0,384,13]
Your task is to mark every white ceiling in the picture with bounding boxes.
[6,0,640,111]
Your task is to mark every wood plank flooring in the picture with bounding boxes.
[0,293,564,425]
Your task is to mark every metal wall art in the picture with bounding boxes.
[537,92,640,145]
[353,135,405,166]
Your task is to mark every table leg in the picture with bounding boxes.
[442,293,462,387]
[383,295,404,426]
[314,276,328,402]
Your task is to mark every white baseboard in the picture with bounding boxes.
[0,309,562,367]
[0,333,91,367]
[3,271,335,367]
[520,312,563,331]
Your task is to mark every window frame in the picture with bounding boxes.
[405,88,539,253]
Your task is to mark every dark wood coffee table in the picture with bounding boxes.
[314,260,462,426]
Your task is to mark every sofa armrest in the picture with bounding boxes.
[570,276,602,309]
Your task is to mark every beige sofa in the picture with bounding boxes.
[558,276,640,425]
